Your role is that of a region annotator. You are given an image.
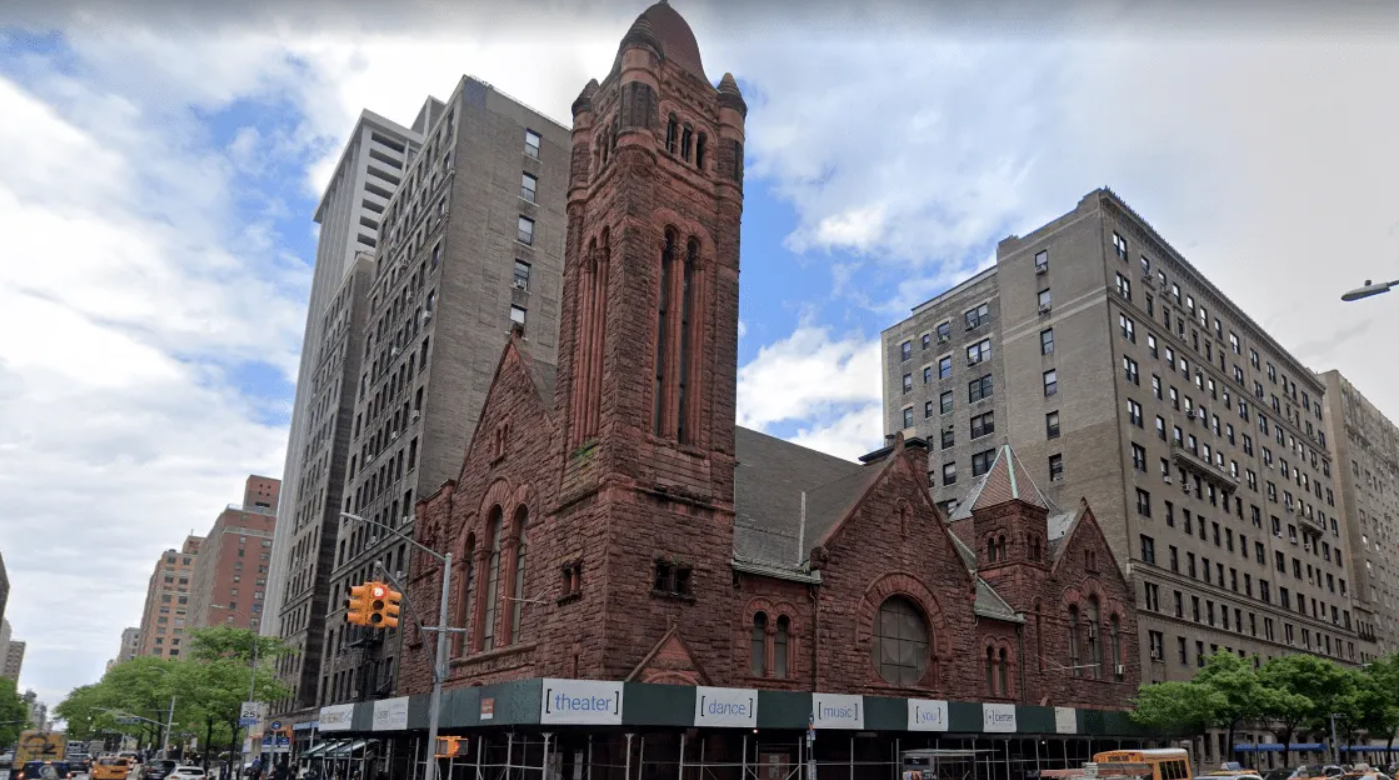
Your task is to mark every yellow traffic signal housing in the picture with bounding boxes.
[367,581,389,627]
[380,588,403,629]
[345,583,373,626]
[434,736,465,758]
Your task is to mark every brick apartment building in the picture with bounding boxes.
[188,475,281,632]
[136,535,202,659]
[294,7,1150,777]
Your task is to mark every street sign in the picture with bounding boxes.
[238,702,259,727]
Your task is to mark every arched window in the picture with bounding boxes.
[454,535,476,656]
[695,133,707,169]
[998,534,1007,561]
[775,616,790,678]
[1034,601,1044,671]
[872,597,929,686]
[1068,605,1082,677]
[681,125,693,161]
[998,648,1010,695]
[987,536,997,563]
[572,231,609,445]
[508,507,529,645]
[665,115,678,155]
[984,647,995,692]
[751,613,767,677]
[676,239,697,443]
[480,507,505,651]
[1087,597,1102,678]
[1110,615,1122,679]
[653,229,676,435]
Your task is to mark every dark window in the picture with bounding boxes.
[872,597,930,686]
[524,129,541,158]
[520,172,538,203]
[1048,454,1064,482]
[971,412,994,439]
[1045,411,1060,439]
[1043,369,1058,396]
[972,449,996,477]
[969,374,993,402]
[1041,328,1055,355]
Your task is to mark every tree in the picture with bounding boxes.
[0,676,30,748]
[1357,656,1399,757]
[183,627,291,766]
[187,626,289,665]
[1195,651,1274,759]
[53,684,106,742]
[1259,654,1335,767]
[1132,681,1222,738]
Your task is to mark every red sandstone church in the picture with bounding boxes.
[399,1,1140,715]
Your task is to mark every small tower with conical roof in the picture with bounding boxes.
[547,1,747,681]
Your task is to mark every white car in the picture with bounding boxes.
[166,768,206,780]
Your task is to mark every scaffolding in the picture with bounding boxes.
[383,730,1147,780]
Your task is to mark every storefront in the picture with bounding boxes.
[311,680,1157,780]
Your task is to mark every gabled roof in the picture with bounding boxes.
[732,427,865,568]
[948,444,1051,520]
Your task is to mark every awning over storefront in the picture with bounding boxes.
[300,743,331,758]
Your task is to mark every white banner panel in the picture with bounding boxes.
[982,702,1017,733]
[694,686,758,728]
[372,697,409,731]
[318,704,354,732]
[540,679,624,725]
[1055,706,1077,734]
[811,693,864,730]
[907,699,950,731]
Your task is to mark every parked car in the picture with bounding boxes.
[165,767,205,780]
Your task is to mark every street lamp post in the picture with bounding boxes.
[95,706,176,757]
[1341,279,1399,302]
[339,512,455,780]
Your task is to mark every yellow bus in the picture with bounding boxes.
[1095,749,1194,780]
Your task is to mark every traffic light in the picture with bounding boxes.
[367,582,389,627]
[345,582,372,626]
[379,587,402,629]
[434,736,465,758]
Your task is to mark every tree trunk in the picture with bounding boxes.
[1227,722,1236,767]
[1281,727,1293,769]
[204,718,214,770]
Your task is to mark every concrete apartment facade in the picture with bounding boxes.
[1322,369,1399,657]
[883,190,1364,701]
[187,475,280,632]
[0,551,8,628]
[271,254,375,716]
[263,107,423,637]
[320,77,569,708]
[135,535,202,659]
[3,640,23,680]
[0,622,13,681]
[117,626,140,664]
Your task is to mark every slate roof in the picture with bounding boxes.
[947,444,1077,551]
[732,427,865,569]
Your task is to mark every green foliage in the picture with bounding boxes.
[54,629,292,754]
[0,676,30,747]
[1131,681,1222,736]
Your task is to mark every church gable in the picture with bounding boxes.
[626,623,712,686]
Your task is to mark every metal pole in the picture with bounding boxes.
[424,551,453,780]
[163,696,177,758]
[624,734,634,780]
[741,734,747,780]
[677,732,685,780]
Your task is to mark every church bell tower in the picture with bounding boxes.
[548,1,747,682]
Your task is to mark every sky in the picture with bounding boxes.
[2,0,1399,710]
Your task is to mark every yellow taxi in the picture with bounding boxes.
[92,757,133,780]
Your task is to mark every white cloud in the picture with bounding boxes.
[736,324,883,459]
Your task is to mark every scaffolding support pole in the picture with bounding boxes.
[473,733,482,780]
[741,734,748,780]
[639,736,646,780]
[506,733,514,778]
[624,734,634,780]
[542,733,552,780]
[678,732,686,780]
[848,735,853,780]
[587,735,593,780]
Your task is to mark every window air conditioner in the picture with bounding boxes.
[1115,664,1126,676]
[1035,265,1047,275]
[391,347,401,358]
[391,431,399,441]
[411,410,421,422]
[1038,304,1052,315]
[423,311,433,322]
[512,279,528,291]
[1163,476,1172,484]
